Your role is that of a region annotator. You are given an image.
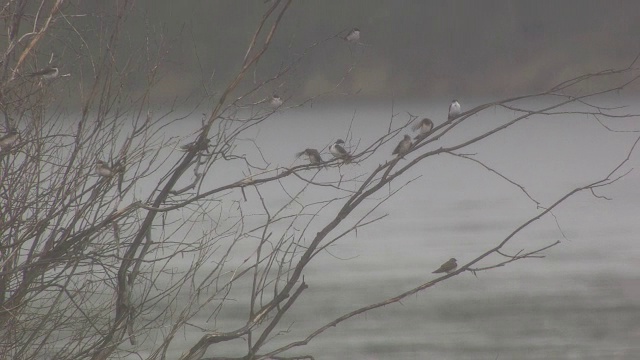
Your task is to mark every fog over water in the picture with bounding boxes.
[137,99,640,360]
[8,2,640,359]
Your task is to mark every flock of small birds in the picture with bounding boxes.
[0,27,461,276]
[295,97,462,166]
[291,29,463,275]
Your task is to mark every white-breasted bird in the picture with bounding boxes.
[448,100,461,121]
[0,128,19,149]
[345,27,360,43]
[296,148,323,165]
[28,66,59,80]
[330,139,351,162]
[412,117,434,138]
[270,94,283,108]
[392,134,412,157]
[432,258,457,274]
[95,160,113,177]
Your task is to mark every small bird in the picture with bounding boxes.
[448,100,461,121]
[0,128,19,149]
[95,160,113,177]
[180,138,210,153]
[270,94,283,108]
[345,27,360,43]
[28,66,59,80]
[412,118,434,138]
[296,148,323,165]
[330,139,351,162]
[392,134,412,157]
[432,258,458,274]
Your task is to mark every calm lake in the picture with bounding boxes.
[121,99,640,359]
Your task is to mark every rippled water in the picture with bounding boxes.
[141,99,640,359]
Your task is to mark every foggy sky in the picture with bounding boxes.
[73,1,640,101]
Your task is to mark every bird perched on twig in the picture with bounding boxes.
[0,128,19,149]
[344,27,360,43]
[330,139,351,163]
[270,94,283,108]
[28,66,59,80]
[296,148,323,165]
[412,118,434,140]
[95,160,113,177]
[392,135,412,157]
[432,258,457,274]
[448,100,461,121]
[180,138,210,153]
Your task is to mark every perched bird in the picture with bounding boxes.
[330,139,351,162]
[270,94,283,108]
[296,148,323,165]
[0,128,19,149]
[448,100,461,121]
[412,117,434,138]
[28,66,59,80]
[392,134,412,157]
[95,160,113,177]
[432,258,458,274]
[180,138,210,153]
[345,27,360,43]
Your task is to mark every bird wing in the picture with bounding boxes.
[392,141,403,155]
[433,259,454,273]
[334,144,348,156]
[308,149,322,162]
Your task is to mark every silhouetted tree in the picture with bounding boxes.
[1,1,638,359]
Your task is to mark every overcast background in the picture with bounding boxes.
[46,0,638,104]
[24,2,640,359]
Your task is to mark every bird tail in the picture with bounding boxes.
[411,122,422,132]
[295,151,305,158]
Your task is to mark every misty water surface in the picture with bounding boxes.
[123,99,640,360]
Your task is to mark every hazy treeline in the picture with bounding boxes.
[30,1,640,103]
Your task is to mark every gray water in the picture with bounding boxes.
[130,99,640,359]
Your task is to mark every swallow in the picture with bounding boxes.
[330,139,352,162]
[392,134,412,157]
[432,258,457,274]
[28,66,59,80]
[296,148,323,165]
[412,117,434,139]
[270,94,283,108]
[448,100,461,121]
[0,128,19,149]
[95,160,113,177]
[180,138,210,153]
[345,27,360,43]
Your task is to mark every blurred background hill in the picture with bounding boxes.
[48,1,640,102]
